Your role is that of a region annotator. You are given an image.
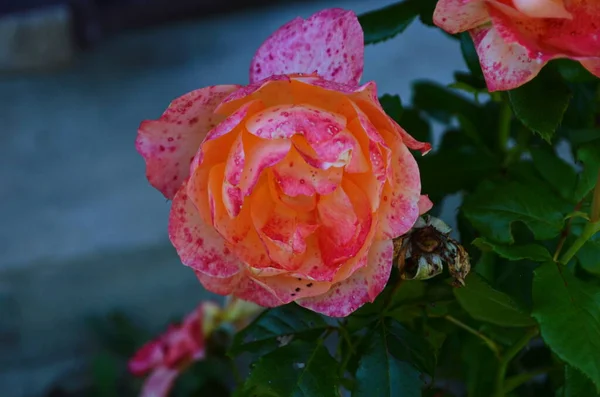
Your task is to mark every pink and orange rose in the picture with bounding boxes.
[136,8,431,317]
[434,0,600,91]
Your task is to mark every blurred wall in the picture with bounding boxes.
[0,1,465,395]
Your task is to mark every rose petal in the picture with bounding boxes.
[470,24,544,91]
[318,178,373,266]
[216,75,293,116]
[246,104,347,144]
[136,85,240,199]
[168,185,242,279]
[272,148,343,197]
[581,59,600,78]
[129,340,164,376]
[512,0,572,19]
[418,194,434,215]
[433,0,490,34]
[376,137,421,240]
[238,133,292,196]
[488,0,600,60]
[297,239,393,317]
[250,8,364,86]
[140,367,180,397]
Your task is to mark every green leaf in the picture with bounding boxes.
[574,140,600,201]
[564,365,600,397]
[461,334,498,397]
[459,32,483,80]
[387,320,437,375]
[454,273,536,327]
[567,129,600,146]
[508,67,572,142]
[555,59,599,83]
[533,262,600,391]
[229,304,328,356]
[412,81,481,124]
[530,147,578,202]
[462,179,566,244]
[399,107,431,143]
[359,0,420,45]
[418,132,500,200]
[577,233,600,276]
[473,237,552,262]
[239,340,339,397]
[353,323,423,397]
[379,94,403,123]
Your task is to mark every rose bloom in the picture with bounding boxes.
[129,298,262,397]
[136,8,431,317]
[128,302,216,397]
[434,0,600,91]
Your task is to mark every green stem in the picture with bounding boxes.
[559,221,600,265]
[498,100,512,153]
[503,366,561,394]
[494,328,538,397]
[444,315,501,359]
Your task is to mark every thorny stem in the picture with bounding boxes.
[444,315,501,359]
[494,328,539,397]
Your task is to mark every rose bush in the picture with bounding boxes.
[433,0,600,91]
[136,8,431,317]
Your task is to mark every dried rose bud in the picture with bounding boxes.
[393,215,470,286]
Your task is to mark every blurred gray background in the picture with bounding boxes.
[0,0,465,395]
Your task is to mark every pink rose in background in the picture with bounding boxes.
[434,0,600,91]
[136,8,431,318]
[129,298,262,397]
[128,303,215,397]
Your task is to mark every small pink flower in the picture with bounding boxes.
[128,303,215,397]
[136,8,431,318]
[434,0,600,91]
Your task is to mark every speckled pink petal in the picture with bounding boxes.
[246,104,346,144]
[140,367,179,397]
[136,85,240,199]
[238,135,292,196]
[351,95,431,155]
[231,274,284,307]
[216,75,294,116]
[272,149,343,196]
[487,0,600,60]
[433,0,490,34]
[297,239,393,317]
[250,8,364,86]
[292,130,367,171]
[581,59,600,78]
[255,273,332,303]
[318,179,373,266]
[469,25,544,91]
[376,138,422,240]
[168,185,242,279]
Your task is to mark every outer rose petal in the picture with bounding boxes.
[376,138,422,240]
[433,0,490,34]
[168,185,242,279]
[297,240,393,317]
[250,8,364,86]
[418,194,434,215]
[470,25,544,91]
[140,367,179,397]
[129,340,164,376]
[581,59,600,78]
[136,85,240,199]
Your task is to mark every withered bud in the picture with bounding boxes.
[393,215,470,286]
